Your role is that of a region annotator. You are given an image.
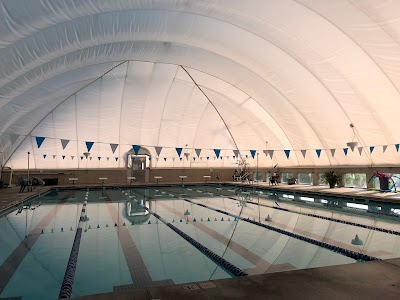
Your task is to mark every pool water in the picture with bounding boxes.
[1,185,399,299]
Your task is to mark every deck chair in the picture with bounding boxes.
[17,177,31,193]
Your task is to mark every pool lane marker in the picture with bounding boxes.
[102,191,174,289]
[119,189,247,278]
[230,196,400,237]
[154,200,296,275]
[58,190,89,299]
[0,192,73,296]
[180,197,381,262]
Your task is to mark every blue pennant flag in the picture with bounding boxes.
[245,155,248,158]
[35,136,45,148]
[284,150,290,159]
[176,147,183,157]
[164,157,167,161]
[220,156,223,160]
[98,157,101,161]
[250,150,256,159]
[80,156,84,160]
[316,149,321,158]
[132,145,141,155]
[43,154,46,159]
[370,146,375,154]
[115,157,119,161]
[343,148,348,156]
[180,157,183,161]
[207,157,210,160]
[193,157,196,161]
[62,155,65,160]
[149,157,151,161]
[86,141,94,152]
[396,144,400,152]
[214,149,221,158]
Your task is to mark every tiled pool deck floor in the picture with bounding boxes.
[1,182,400,299]
[75,257,400,300]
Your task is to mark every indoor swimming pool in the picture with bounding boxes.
[1,185,399,299]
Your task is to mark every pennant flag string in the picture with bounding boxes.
[4,132,400,155]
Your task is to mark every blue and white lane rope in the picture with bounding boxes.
[181,197,380,262]
[58,189,89,299]
[118,188,247,277]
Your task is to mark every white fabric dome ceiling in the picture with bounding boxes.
[1,0,400,169]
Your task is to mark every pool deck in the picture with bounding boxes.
[232,181,400,203]
[1,182,400,299]
[0,185,50,212]
[74,257,400,300]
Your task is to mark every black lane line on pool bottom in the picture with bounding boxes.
[227,194,400,237]
[58,190,89,299]
[181,197,381,262]
[119,189,248,278]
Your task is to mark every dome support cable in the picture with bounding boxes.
[180,65,241,156]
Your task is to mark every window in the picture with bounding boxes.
[344,173,366,188]
[318,173,328,186]
[298,173,313,185]
[280,173,293,184]
[253,172,263,181]
[265,172,272,184]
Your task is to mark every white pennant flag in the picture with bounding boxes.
[233,149,240,158]
[89,157,92,161]
[107,157,110,161]
[358,147,363,156]
[263,150,268,157]
[9,133,19,145]
[61,139,70,150]
[110,143,118,154]
[267,150,274,159]
[383,145,388,153]
[53,155,56,159]
[301,150,307,158]
[71,156,74,160]
[155,146,163,157]
[330,149,336,157]
[195,148,202,157]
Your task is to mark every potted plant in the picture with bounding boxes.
[321,170,342,188]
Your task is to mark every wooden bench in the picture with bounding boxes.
[69,178,78,186]
[99,177,108,187]
[203,175,211,182]
[179,175,188,184]
[127,176,136,185]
